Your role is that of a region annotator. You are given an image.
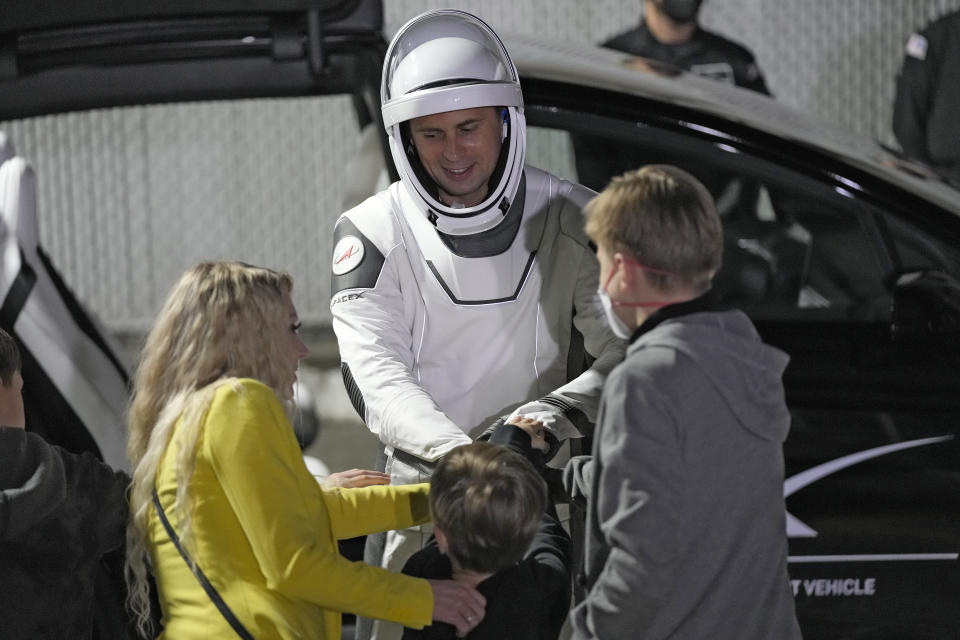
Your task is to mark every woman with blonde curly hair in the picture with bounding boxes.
[125,261,485,639]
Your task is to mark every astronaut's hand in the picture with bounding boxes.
[507,400,580,441]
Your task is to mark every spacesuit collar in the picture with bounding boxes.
[438,174,526,258]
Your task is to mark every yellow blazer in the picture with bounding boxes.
[149,378,433,639]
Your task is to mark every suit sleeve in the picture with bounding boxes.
[320,483,431,541]
[570,357,681,639]
[545,185,625,426]
[205,381,434,628]
[331,211,471,462]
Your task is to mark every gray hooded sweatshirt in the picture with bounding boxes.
[566,304,802,640]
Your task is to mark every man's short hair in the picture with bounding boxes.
[0,328,21,387]
[430,441,546,574]
[585,164,723,293]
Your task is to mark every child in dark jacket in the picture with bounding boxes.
[0,327,130,639]
[402,420,571,640]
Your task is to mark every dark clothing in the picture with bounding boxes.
[402,425,572,640]
[0,427,129,640]
[402,514,571,640]
[603,21,770,95]
[574,20,769,192]
[564,294,800,639]
[892,10,960,184]
[627,287,717,343]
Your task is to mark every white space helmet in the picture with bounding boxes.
[381,9,526,236]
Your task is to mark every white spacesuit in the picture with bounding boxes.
[329,10,623,638]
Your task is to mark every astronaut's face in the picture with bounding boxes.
[409,106,504,208]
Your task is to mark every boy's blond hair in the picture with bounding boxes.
[585,164,723,293]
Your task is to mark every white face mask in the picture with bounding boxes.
[598,287,633,340]
[598,257,679,340]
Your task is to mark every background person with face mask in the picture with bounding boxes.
[892,8,960,186]
[602,0,771,95]
[574,0,771,199]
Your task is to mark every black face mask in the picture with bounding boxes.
[659,0,704,23]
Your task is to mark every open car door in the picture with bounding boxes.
[1,132,130,468]
[0,0,389,464]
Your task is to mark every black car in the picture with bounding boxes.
[2,1,960,638]
[507,32,960,640]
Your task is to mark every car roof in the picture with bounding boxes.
[0,0,363,32]
[503,32,960,214]
[0,0,385,119]
[3,2,958,215]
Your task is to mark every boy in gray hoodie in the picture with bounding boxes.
[564,165,801,640]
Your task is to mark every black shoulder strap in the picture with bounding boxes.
[152,490,254,640]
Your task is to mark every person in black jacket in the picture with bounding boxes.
[574,1,770,193]
[0,327,131,639]
[402,420,571,640]
[603,0,770,95]
[892,9,960,185]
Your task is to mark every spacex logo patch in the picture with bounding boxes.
[332,236,364,275]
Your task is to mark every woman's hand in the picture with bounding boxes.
[427,579,486,637]
[321,468,390,488]
[507,416,549,452]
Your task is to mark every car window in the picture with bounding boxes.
[882,211,960,275]
[524,114,960,325]
[526,125,579,185]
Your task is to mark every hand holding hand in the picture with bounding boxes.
[508,416,549,452]
[428,579,486,637]
[322,468,390,488]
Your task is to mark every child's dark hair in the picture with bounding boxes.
[0,328,21,386]
[430,441,547,573]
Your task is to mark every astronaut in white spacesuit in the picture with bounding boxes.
[330,10,624,638]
